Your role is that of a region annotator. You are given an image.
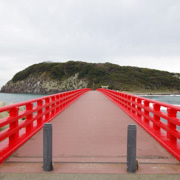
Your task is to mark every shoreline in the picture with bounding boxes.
[1,90,180,96]
[118,90,180,96]
[133,93,180,96]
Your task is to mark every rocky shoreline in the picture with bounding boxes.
[1,73,88,94]
[1,61,180,94]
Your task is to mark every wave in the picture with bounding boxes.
[141,103,180,111]
[141,95,180,97]
[172,104,180,107]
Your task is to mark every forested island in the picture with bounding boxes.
[1,61,180,94]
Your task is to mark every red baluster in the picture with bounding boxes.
[37,100,43,126]
[51,96,55,117]
[124,94,126,106]
[144,101,150,125]
[9,107,19,144]
[26,103,33,134]
[60,94,62,110]
[153,103,160,131]
[122,94,125,107]
[132,97,136,114]
[137,99,142,120]
[167,108,177,143]
[62,93,65,109]
[56,95,60,113]
[45,98,50,122]
[128,96,131,111]
[120,93,122,106]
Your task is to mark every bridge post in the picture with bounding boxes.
[127,124,137,173]
[43,123,53,171]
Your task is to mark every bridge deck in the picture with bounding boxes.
[0,91,180,175]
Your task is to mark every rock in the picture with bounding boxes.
[9,102,14,105]
[0,101,9,131]
[19,106,25,112]
[0,124,9,131]
[0,111,9,119]
[1,73,88,94]
[0,101,5,107]
[0,111,9,131]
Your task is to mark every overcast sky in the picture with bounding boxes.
[0,0,180,88]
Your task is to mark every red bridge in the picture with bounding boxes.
[0,89,180,178]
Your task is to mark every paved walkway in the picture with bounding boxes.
[0,91,180,175]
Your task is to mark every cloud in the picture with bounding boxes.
[0,0,180,88]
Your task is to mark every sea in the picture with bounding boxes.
[0,92,180,107]
[0,93,45,106]
[141,95,180,107]
[0,92,180,125]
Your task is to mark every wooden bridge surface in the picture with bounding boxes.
[0,91,180,175]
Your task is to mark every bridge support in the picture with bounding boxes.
[127,124,137,173]
[43,123,53,171]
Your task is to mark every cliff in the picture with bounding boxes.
[1,72,88,94]
[1,61,180,94]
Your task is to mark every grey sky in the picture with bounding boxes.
[0,0,180,88]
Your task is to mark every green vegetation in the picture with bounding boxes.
[12,61,180,92]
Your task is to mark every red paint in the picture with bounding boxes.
[1,91,179,174]
[0,88,90,164]
[97,88,180,161]
[7,91,177,164]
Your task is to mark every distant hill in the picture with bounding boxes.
[1,61,180,94]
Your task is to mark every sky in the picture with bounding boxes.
[0,0,180,88]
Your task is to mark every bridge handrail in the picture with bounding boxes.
[97,88,180,161]
[0,89,87,112]
[0,88,90,164]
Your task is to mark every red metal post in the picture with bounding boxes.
[26,103,33,135]
[97,88,180,161]
[51,96,55,117]
[132,97,136,115]
[56,95,60,113]
[0,88,91,165]
[45,98,50,122]
[143,101,150,125]
[153,103,160,131]
[127,96,131,111]
[37,100,43,126]
[167,108,177,143]
[137,99,142,120]
[9,107,19,145]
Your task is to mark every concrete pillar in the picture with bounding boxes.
[127,124,137,173]
[43,123,53,171]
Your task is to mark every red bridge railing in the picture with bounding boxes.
[97,88,180,161]
[0,88,90,164]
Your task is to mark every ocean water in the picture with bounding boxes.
[141,95,180,107]
[0,93,180,127]
[0,93,45,106]
[141,95,180,120]
[0,93,180,107]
